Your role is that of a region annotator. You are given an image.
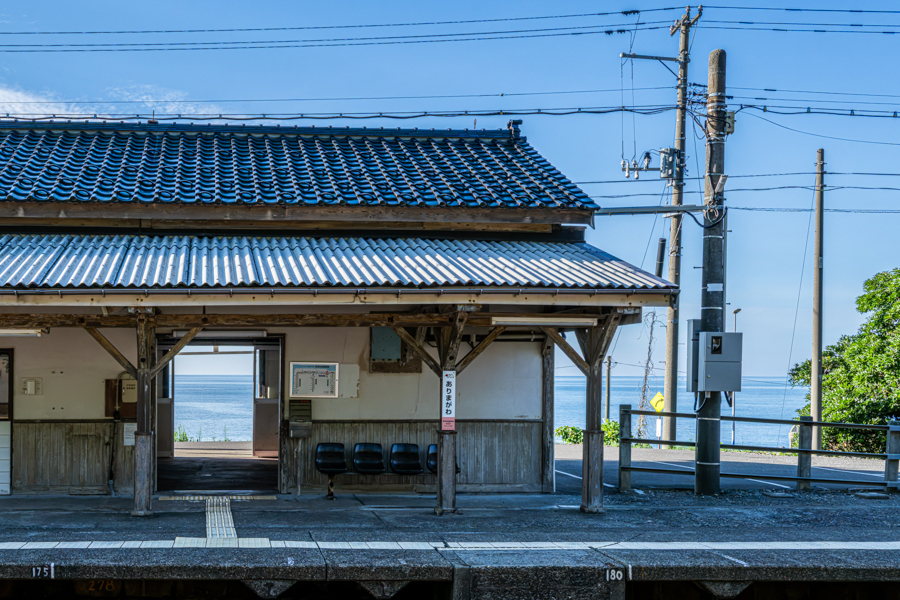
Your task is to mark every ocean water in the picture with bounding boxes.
[172,373,810,448]
[555,375,810,448]
[174,374,254,442]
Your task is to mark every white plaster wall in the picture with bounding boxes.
[0,311,543,423]
[2,328,134,420]
[275,327,542,421]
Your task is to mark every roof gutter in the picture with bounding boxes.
[0,287,677,297]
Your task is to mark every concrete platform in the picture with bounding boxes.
[0,468,899,599]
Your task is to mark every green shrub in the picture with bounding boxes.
[601,419,620,447]
[555,425,583,444]
[556,422,621,446]
[174,424,189,443]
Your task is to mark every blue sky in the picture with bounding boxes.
[2,1,898,380]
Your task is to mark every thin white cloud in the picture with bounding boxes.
[0,84,224,119]
[105,84,225,116]
[0,86,86,117]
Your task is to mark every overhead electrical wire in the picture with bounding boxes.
[704,6,900,15]
[724,86,900,100]
[742,112,900,146]
[0,8,683,36]
[0,25,674,53]
[0,86,675,105]
[0,22,673,49]
[0,104,679,121]
[575,172,900,185]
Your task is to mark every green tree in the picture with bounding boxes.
[789,268,900,452]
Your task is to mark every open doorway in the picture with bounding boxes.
[156,335,282,492]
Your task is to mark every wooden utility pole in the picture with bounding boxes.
[812,148,825,450]
[663,6,702,443]
[696,49,727,496]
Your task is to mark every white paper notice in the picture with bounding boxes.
[123,422,137,447]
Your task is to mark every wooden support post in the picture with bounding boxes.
[797,416,812,491]
[541,337,555,493]
[434,309,470,516]
[435,430,457,515]
[581,430,604,514]
[132,312,154,517]
[581,323,610,513]
[619,404,632,491]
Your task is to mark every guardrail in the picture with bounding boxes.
[617,404,900,491]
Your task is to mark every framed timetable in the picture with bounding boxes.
[289,362,339,398]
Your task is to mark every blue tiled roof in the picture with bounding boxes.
[0,121,596,210]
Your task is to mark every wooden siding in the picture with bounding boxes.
[294,420,542,492]
[12,421,133,495]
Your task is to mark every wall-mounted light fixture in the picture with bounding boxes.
[490,317,599,327]
[0,328,48,337]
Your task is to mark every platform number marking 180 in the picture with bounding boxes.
[605,568,625,582]
[32,563,54,579]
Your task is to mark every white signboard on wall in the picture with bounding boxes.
[290,362,339,398]
[441,371,456,431]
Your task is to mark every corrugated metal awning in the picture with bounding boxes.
[0,234,674,291]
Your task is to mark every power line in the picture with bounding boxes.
[590,184,900,199]
[0,9,682,35]
[706,19,900,28]
[0,25,673,53]
[0,86,675,105]
[705,6,900,15]
[0,22,672,49]
[696,25,900,35]
[575,172,900,185]
[742,111,900,146]
[730,207,900,214]
[724,85,900,101]
[0,104,679,121]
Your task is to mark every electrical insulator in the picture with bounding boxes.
[622,159,630,179]
[632,160,639,180]
[643,152,652,170]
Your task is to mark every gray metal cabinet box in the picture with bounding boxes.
[685,319,701,393]
[697,332,742,392]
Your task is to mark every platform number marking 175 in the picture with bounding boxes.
[605,568,625,582]
[32,563,54,579]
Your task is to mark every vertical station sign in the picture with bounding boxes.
[442,371,456,431]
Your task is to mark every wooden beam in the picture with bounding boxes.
[149,327,203,378]
[0,312,614,329]
[390,326,441,377]
[540,327,589,377]
[439,311,470,370]
[455,326,506,375]
[0,200,593,226]
[83,327,137,379]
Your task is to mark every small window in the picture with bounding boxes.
[369,327,422,374]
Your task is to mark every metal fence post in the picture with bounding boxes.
[885,420,900,493]
[797,416,812,491]
[618,404,631,491]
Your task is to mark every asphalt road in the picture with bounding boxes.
[553,447,887,494]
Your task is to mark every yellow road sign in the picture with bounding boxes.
[650,392,665,412]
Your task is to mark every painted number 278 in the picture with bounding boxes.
[32,564,54,579]
[605,569,624,581]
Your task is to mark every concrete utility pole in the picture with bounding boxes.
[812,148,825,450]
[695,49,727,496]
[663,6,702,443]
